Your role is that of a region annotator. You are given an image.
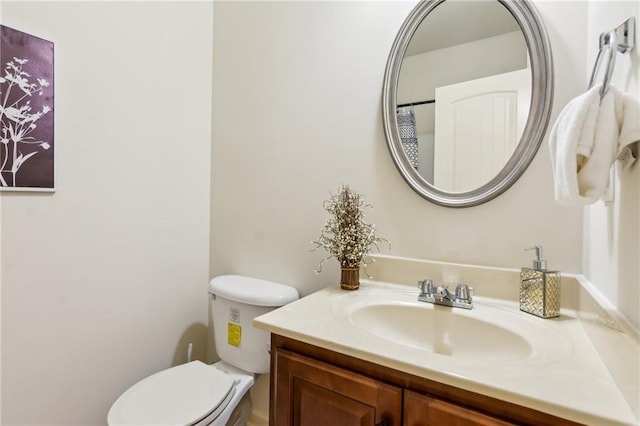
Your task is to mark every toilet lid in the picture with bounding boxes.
[108,361,236,426]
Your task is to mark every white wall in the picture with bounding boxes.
[583,0,640,330]
[1,2,213,424]
[398,31,528,109]
[211,0,584,296]
[5,0,635,424]
[211,1,586,420]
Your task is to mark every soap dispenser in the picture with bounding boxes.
[519,245,560,318]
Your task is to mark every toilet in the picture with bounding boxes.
[107,275,299,426]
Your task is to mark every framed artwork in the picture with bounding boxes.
[0,25,54,192]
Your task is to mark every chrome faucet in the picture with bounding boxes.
[417,279,474,310]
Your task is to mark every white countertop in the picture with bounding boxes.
[254,279,637,426]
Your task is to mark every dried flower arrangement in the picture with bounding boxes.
[312,185,388,290]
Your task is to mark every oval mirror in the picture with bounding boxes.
[382,0,553,207]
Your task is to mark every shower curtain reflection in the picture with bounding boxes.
[396,106,419,170]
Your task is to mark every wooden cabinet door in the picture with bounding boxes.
[271,347,402,426]
[404,390,516,426]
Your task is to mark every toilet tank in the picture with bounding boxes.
[209,275,299,374]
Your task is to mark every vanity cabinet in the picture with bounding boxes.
[269,334,581,426]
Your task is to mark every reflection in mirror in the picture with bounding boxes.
[397,0,530,193]
[382,0,554,207]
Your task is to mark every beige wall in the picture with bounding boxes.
[1,1,213,424]
[211,1,587,421]
[211,0,584,297]
[2,0,637,424]
[583,0,640,330]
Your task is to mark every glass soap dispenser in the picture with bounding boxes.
[519,245,560,318]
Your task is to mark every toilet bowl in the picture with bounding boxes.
[107,275,299,426]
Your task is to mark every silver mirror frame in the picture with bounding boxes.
[382,0,554,207]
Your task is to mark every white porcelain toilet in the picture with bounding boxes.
[108,275,299,426]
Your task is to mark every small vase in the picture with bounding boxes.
[340,267,360,290]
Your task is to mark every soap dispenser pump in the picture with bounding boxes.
[519,245,560,318]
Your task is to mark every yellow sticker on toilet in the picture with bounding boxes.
[228,323,241,347]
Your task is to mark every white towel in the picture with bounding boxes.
[549,84,640,206]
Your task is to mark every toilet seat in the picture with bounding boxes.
[108,361,236,426]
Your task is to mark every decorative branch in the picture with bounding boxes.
[312,185,389,274]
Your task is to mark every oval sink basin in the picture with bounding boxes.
[330,287,572,363]
[349,303,532,360]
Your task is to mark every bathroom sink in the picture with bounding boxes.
[349,302,531,360]
[330,287,571,363]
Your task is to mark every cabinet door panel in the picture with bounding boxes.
[272,347,402,426]
[294,379,374,426]
[404,390,515,426]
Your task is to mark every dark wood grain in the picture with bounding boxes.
[270,334,583,426]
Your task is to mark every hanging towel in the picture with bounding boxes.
[617,88,640,167]
[549,84,640,206]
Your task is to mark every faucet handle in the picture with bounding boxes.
[418,279,434,295]
[455,284,473,303]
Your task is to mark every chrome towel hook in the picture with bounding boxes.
[588,17,635,100]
